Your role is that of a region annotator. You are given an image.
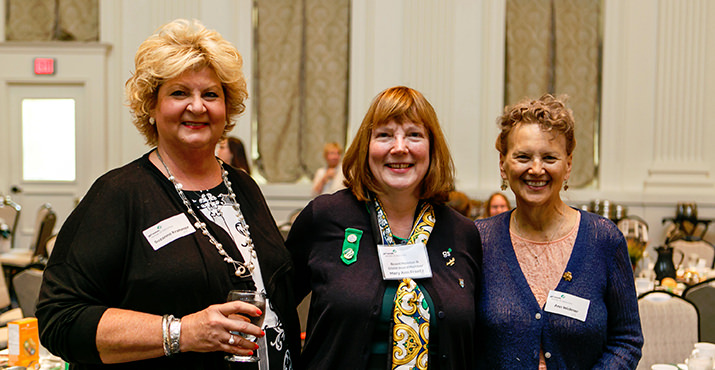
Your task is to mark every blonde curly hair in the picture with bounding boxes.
[125,19,248,146]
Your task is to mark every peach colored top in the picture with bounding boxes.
[511,212,581,369]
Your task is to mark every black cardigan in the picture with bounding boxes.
[286,189,483,369]
[36,152,301,369]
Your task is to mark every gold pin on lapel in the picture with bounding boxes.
[562,271,573,281]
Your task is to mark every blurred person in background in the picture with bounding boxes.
[311,142,345,196]
[481,192,511,218]
[216,136,251,174]
[447,190,473,218]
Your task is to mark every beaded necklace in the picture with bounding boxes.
[155,149,256,277]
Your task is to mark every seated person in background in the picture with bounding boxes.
[311,142,345,196]
[481,192,511,218]
[469,198,484,220]
[216,136,251,174]
[447,190,473,218]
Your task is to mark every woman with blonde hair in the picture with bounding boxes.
[311,142,345,196]
[36,19,300,369]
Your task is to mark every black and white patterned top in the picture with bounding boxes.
[186,183,293,370]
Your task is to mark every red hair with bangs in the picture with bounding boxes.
[342,86,455,203]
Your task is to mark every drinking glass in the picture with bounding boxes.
[224,290,266,363]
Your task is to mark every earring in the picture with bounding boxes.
[563,180,569,191]
[500,179,508,191]
[149,117,156,125]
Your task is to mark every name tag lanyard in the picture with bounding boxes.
[367,198,384,246]
[367,196,433,280]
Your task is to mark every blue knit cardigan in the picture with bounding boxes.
[474,209,643,369]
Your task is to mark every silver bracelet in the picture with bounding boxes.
[168,315,181,355]
[161,314,171,357]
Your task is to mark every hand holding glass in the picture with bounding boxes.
[225,290,266,363]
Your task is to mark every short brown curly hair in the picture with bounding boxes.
[495,94,576,156]
[125,19,248,146]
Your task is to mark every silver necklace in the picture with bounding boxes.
[529,244,549,266]
[512,212,559,266]
[155,149,256,277]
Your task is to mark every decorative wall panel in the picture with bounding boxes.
[646,0,712,189]
[402,0,456,129]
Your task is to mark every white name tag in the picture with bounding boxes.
[143,213,196,251]
[544,290,590,322]
[377,242,433,280]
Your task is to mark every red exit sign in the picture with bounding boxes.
[34,58,55,75]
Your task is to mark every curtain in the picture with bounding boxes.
[6,0,99,41]
[6,0,55,41]
[58,0,100,41]
[505,0,600,188]
[255,0,350,182]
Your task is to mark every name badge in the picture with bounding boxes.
[143,213,196,251]
[544,290,590,322]
[376,242,433,280]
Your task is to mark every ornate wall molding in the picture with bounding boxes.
[645,0,713,190]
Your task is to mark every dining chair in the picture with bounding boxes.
[636,290,699,370]
[45,234,57,258]
[0,204,56,307]
[277,208,303,241]
[0,203,56,269]
[682,278,715,343]
[0,262,24,328]
[0,198,22,250]
[0,262,22,349]
[0,261,36,350]
[668,237,715,269]
[31,205,57,264]
[12,268,43,318]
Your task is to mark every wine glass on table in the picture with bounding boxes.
[225,290,266,363]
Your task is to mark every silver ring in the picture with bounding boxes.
[228,334,236,345]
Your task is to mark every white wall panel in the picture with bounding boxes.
[402,0,456,179]
[645,0,713,190]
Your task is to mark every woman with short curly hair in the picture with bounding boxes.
[475,94,642,368]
